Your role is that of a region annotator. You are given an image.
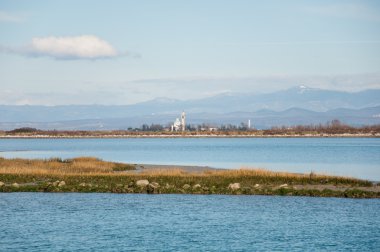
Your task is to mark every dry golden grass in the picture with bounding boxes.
[137,167,353,180]
[0,157,133,176]
[136,167,368,186]
[138,168,269,177]
[0,157,361,184]
[203,168,324,179]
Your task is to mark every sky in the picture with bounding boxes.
[0,0,379,105]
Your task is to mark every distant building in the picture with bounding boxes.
[171,111,186,132]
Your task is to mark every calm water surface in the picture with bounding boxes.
[0,193,379,251]
[0,138,379,180]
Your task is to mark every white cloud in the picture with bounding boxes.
[0,10,23,22]
[1,35,139,60]
[27,35,119,59]
[4,35,123,60]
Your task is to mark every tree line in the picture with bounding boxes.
[2,120,380,135]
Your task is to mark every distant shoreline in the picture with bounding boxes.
[1,133,379,138]
[2,124,379,138]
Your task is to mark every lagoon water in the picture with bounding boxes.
[1,139,380,251]
[0,137,379,180]
[0,193,379,251]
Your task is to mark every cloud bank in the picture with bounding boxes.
[4,35,123,60]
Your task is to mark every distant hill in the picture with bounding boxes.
[123,86,380,115]
[0,86,379,130]
[0,106,379,130]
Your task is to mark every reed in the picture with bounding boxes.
[0,157,134,175]
[0,157,366,184]
[136,167,367,185]
[0,157,374,197]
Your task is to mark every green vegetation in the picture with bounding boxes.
[0,157,378,198]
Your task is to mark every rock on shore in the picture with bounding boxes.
[136,180,149,187]
[228,183,241,190]
[58,181,66,187]
[147,182,160,194]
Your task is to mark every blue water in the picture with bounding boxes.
[0,138,379,180]
[0,193,379,251]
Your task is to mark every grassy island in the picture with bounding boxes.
[0,157,379,198]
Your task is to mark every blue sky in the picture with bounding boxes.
[0,0,379,105]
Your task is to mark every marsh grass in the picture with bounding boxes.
[0,157,373,194]
[0,157,135,175]
[136,168,370,186]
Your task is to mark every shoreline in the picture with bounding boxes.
[133,163,218,173]
[1,133,379,139]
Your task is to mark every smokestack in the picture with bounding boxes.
[181,111,186,131]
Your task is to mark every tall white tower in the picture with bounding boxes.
[248,119,251,129]
[181,111,186,131]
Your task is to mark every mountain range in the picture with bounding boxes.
[1,86,379,130]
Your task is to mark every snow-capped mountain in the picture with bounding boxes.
[1,86,379,129]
